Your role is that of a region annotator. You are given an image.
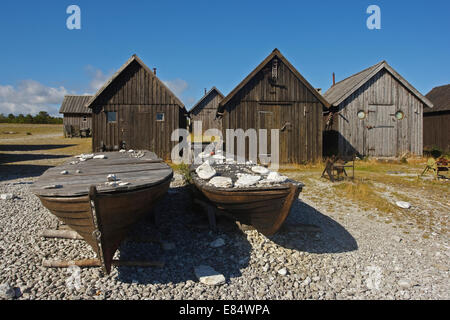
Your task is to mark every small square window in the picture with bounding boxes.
[107,112,117,123]
[82,116,87,122]
[156,113,165,121]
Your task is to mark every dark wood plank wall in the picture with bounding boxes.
[221,58,324,164]
[91,60,185,160]
[423,112,450,151]
[335,69,423,157]
[190,93,222,134]
[62,114,92,130]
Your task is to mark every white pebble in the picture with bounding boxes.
[278,268,288,276]
[0,194,14,200]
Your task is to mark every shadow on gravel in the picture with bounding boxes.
[0,144,75,152]
[0,153,70,164]
[116,186,252,285]
[0,164,53,182]
[270,199,358,254]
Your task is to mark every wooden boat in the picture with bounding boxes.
[31,151,172,274]
[191,163,303,236]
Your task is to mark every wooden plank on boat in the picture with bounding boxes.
[30,151,173,197]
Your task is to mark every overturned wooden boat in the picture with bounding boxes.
[31,151,172,274]
[191,163,303,236]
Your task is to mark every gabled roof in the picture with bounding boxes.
[218,49,330,113]
[59,95,93,114]
[425,84,450,113]
[324,60,433,108]
[84,54,186,112]
[189,86,224,114]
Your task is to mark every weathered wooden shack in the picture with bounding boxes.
[59,95,93,136]
[323,61,433,157]
[217,49,329,164]
[189,87,224,136]
[85,54,187,160]
[424,84,450,152]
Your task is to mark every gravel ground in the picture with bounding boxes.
[0,170,448,300]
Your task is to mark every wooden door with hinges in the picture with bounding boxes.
[257,104,290,164]
[366,105,397,156]
[119,106,129,150]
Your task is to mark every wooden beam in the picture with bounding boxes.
[42,259,165,268]
[41,229,83,240]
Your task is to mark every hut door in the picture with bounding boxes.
[104,108,119,151]
[258,110,273,164]
[366,105,397,156]
[119,107,130,150]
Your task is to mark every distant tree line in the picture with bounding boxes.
[0,111,63,124]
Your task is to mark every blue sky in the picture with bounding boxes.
[0,0,448,116]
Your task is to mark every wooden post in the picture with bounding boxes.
[43,259,164,268]
[194,198,217,231]
[41,229,83,240]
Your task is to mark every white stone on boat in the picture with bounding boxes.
[235,174,261,187]
[267,171,288,183]
[196,161,216,180]
[251,166,270,174]
[208,176,233,188]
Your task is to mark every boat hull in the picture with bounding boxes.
[38,177,171,274]
[193,180,302,236]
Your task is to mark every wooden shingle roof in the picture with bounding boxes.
[218,48,330,114]
[424,84,450,113]
[59,95,93,114]
[189,86,224,114]
[84,54,186,112]
[324,60,433,108]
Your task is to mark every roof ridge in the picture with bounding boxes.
[331,60,384,87]
[189,86,224,113]
[218,48,330,111]
[84,54,186,111]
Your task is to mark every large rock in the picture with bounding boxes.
[194,265,226,286]
[0,283,16,299]
[196,161,216,180]
[208,177,233,188]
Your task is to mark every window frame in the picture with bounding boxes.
[107,111,117,123]
[357,110,366,120]
[156,112,165,122]
[395,110,405,120]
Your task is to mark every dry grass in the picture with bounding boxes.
[283,158,449,238]
[188,133,218,143]
[0,123,63,138]
[0,124,92,167]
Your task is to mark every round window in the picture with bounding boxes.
[357,110,366,119]
[395,111,405,120]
